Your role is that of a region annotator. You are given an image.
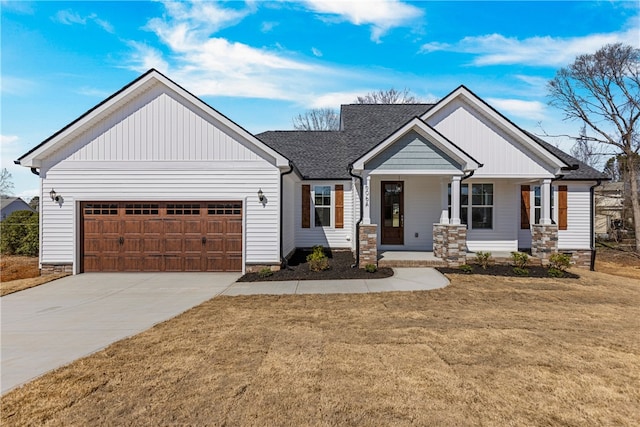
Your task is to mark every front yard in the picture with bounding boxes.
[2,269,638,426]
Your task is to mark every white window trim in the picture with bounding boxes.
[530,185,557,226]
[312,184,334,229]
[449,182,494,230]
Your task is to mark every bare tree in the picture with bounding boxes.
[0,168,14,197]
[292,108,340,131]
[570,124,601,168]
[355,88,419,104]
[548,43,640,251]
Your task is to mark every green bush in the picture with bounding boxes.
[513,267,529,276]
[364,263,377,273]
[306,245,329,272]
[511,251,529,268]
[258,267,273,278]
[548,267,565,278]
[474,251,491,270]
[459,264,473,274]
[0,210,39,256]
[549,253,572,272]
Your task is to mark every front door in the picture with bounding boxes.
[381,181,404,245]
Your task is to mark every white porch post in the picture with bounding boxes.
[363,172,371,225]
[450,176,461,225]
[440,180,450,224]
[540,178,552,225]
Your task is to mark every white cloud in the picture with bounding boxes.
[420,18,639,67]
[76,87,112,98]
[1,76,36,95]
[261,21,278,33]
[308,90,366,108]
[17,188,39,202]
[311,47,323,57]
[486,98,546,121]
[52,9,114,33]
[1,134,19,145]
[303,0,423,42]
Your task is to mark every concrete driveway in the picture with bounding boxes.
[1,272,240,394]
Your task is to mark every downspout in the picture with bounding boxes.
[279,162,294,268]
[589,179,603,271]
[348,164,363,268]
[30,168,40,176]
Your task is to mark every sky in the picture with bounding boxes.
[1,0,639,199]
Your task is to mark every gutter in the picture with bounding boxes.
[279,162,294,268]
[348,164,363,268]
[589,179,603,271]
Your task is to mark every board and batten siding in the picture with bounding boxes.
[365,131,460,171]
[558,182,592,250]
[37,82,284,271]
[294,181,354,249]
[427,99,555,178]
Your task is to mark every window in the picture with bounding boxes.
[448,183,492,229]
[84,203,118,215]
[533,186,541,225]
[166,203,200,215]
[125,203,159,215]
[314,186,331,227]
[208,203,242,215]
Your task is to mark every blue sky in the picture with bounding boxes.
[2,0,639,198]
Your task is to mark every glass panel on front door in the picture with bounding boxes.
[382,181,404,245]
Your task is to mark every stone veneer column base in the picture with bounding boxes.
[433,224,467,267]
[559,249,592,269]
[41,263,73,275]
[530,224,558,266]
[358,224,378,268]
[245,264,281,273]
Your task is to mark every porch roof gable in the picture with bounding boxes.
[351,117,481,172]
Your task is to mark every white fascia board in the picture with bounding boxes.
[422,87,567,171]
[352,117,480,172]
[368,169,464,176]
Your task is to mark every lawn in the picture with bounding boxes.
[2,269,638,426]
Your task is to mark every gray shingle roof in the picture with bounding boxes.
[257,103,607,181]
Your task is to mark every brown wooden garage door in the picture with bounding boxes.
[82,202,242,272]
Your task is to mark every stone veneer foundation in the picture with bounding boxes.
[358,224,378,268]
[530,224,558,265]
[433,224,467,267]
[41,263,73,275]
[561,249,593,269]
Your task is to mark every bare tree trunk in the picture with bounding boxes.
[627,162,640,252]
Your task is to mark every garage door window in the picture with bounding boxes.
[84,203,118,215]
[167,203,200,215]
[208,203,242,215]
[125,203,159,215]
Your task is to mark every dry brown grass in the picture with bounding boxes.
[0,274,69,297]
[0,256,68,296]
[2,269,638,426]
[595,247,640,280]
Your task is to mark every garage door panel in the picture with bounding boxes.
[82,201,242,272]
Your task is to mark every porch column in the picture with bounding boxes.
[439,180,449,224]
[363,172,371,225]
[540,178,552,225]
[450,176,461,225]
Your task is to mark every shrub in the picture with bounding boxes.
[474,251,491,270]
[364,263,377,273]
[513,267,529,276]
[306,245,329,272]
[549,253,572,272]
[511,251,529,268]
[459,264,473,274]
[548,267,565,278]
[258,267,273,278]
[0,210,39,256]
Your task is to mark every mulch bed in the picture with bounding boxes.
[437,264,580,279]
[238,249,394,282]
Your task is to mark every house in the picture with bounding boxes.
[1,196,36,221]
[16,69,607,275]
[595,182,625,239]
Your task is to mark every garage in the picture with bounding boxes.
[81,201,242,272]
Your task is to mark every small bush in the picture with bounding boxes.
[549,253,572,272]
[258,267,273,278]
[459,264,473,274]
[513,267,529,276]
[306,245,329,272]
[364,263,377,273]
[475,251,491,270]
[511,251,529,268]
[548,267,564,278]
[0,210,39,256]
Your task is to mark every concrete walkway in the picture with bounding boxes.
[1,268,448,394]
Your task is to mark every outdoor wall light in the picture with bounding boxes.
[49,189,61,202]
[258,189,265,202]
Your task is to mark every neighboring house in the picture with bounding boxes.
[16,70,607,275]
[595,182,624,238]
[1,196,35,221]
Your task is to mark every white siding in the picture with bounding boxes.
[282,173,296,256]
[294,181,354,249]
[427,99,555,178]
[40,162,281,268]
[47,84,263,164]
[558,182,592,249]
